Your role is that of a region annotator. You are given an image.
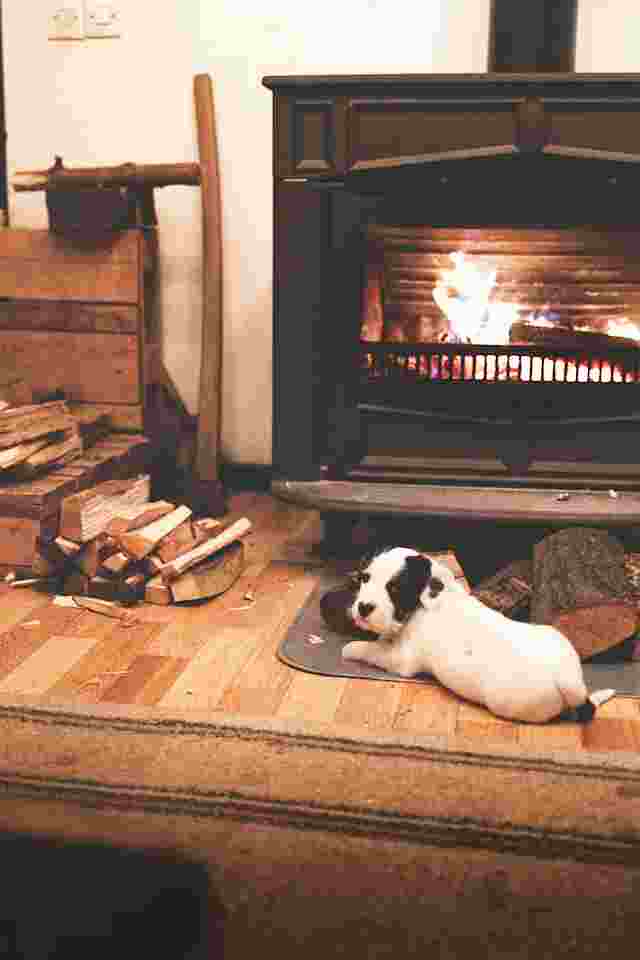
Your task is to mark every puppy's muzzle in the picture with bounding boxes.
[357,601,375,619]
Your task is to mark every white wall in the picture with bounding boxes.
[575,1,640,71]
[4,1,629,466]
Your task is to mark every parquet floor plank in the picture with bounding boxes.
[0,492,636,756]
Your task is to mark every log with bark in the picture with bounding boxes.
[158,517,252,584]
[509,320,640,353]
[472,557,534,620]
[11,158,201,192]
[528,527,640,660]
[169,540,245,603]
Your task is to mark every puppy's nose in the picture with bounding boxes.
[358,601,375,619]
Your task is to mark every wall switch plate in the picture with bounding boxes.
[48,3,85,40]
[84,2,121,38]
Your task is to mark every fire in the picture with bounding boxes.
[433,250,640,346]
[426,250,640,383]
[432,251,519,345]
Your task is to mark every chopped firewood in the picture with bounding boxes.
[117,504,193,560]
[509,320,640,353]
[8,576,53,588]
[69,595,140,626]
[0,400,74,450]
[54,536,82,558]
[144,574,173,606]
[59,474,151,542]
[145,554,164,576]
[153,517,212,563]
[193,517,223,533]
[100,551,133,576]
[159,517,252,584]
[71,534,114,579]
[67,406,111,449]
[170,541,245,603]
[472,557,534,618]
[104,500,176,537]
[530,527,640,660]
[0,436,52,471]
[17,426,83,477]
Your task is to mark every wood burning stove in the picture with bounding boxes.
[263,3,640,525]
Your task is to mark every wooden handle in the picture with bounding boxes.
[193,73,223,484]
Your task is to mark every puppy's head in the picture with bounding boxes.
[348,547,451,637]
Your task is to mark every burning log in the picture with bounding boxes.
[509,320,640,353]
[529,527,640,660]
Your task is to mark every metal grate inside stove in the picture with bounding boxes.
[361,342,640,385]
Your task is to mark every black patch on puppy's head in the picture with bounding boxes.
[386,553,433,623]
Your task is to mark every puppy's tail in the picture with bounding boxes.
[574,688,617,723]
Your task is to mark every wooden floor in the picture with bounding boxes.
[0,490,639,757]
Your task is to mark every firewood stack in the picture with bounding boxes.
[473,527,640,660]
[15,475,251,605]
[1,376,244,604]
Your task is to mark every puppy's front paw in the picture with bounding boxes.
[341,641,371,662]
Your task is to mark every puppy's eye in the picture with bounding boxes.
[350,571,370,586]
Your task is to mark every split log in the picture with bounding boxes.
[59,474,151,542]
[0,437,51,471]
[71,534,114,579]
[509,320,640,353]
[0,400,74,449]
[17,427,82,477]
[100,551,133,576]
[170,540,245,603]
[104,500,176,537]
[54,536,82,558]
[153,516,219,563]
[159,517,252,583]
[529,527,640,660]
[117,504,193,560]
[472,557,534,618]
[145,574,173,606]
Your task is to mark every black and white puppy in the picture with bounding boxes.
[342,547,614,724]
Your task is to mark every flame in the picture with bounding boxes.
[433,251,519,344]
[432,251,640,346]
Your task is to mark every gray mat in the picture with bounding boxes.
[278,571,640,697]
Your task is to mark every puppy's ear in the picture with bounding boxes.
[403,554,433,596]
